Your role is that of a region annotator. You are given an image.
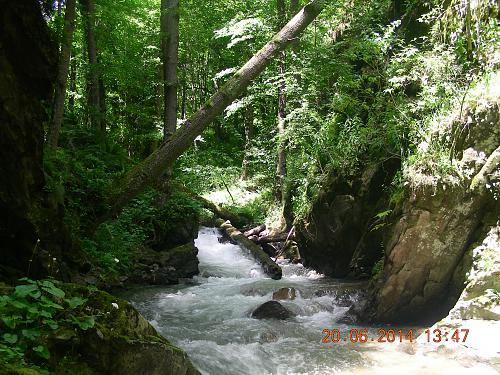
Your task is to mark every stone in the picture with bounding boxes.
[251,301,294,320]
[273,287,296,300]
[128,242,199,285]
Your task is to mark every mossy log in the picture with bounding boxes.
[218,221,282,280]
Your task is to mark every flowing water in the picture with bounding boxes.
[124,228,498,375]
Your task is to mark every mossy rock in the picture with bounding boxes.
[48,283,200,375]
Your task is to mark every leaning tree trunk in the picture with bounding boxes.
[105,0,329,219]
[48,0,77,148]
[161,0,179,141]
[81,0,104,138]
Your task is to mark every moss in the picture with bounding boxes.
[0,364,43,375]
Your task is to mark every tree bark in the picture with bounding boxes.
[48,0,77,148]
[276,0,287,200]
[105,0,328,218]
[81,0,104,137]
[161,0,179,141]
[68,56,76,114]
[241,101,254,180]
[276,0,295,229]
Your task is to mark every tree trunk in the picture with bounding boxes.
[105,0,328,218]
[241,102,254,180]
[276,0,287,201]
[48,0,77,148]
[68,56,76,115]
[276,0,294,229]
[161,0,179,141]
[81,0,104,137]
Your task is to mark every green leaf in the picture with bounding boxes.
[73,315,95,330]
[14,284,39,298]
[21,329,40,340]
[33,344,50,360]
[9,299,31,310]
[41,283,65,299]
[2,316,18,329]
[65,296,87,309]
[2,333,18,344]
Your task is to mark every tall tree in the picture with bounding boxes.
[81,0,104,137]
[48,0,77,148]
[276,0,295,229]
[105,0,329,218]
[161,0,180,141]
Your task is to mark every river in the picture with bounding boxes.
[124,227,497,375]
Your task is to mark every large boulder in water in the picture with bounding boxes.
[252,301,294,320]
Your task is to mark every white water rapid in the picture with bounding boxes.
[124,228,498,375]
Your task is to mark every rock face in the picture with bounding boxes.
[129,242,199,285]
[363,100,500,323]
[296,159,399,278]
[252,301,294,320]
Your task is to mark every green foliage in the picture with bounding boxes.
[371,257,385,278]
[83,190,156,274]
[0,279,95,371]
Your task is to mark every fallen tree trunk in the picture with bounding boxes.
[218,220,282,280]
[254,233,290,244]
[244,224,266,237]
[104,0,329,220]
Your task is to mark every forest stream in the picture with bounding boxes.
[123,228,497,375]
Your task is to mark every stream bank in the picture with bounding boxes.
[123,227,499,375]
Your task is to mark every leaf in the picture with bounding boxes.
[65,296,87,309]
[2,316,17,329]
[41,283,65,299]
[21,329,40,340]
[9,299,31,310]
[2,333,18,344]
[33,345,50,360]
[73,315,95,330]
[14,284,39,298]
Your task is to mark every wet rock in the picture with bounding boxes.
[128,242,199,285]
[259,330,279,343]
[273,287,297,300]
[296,159,400,278]
[251,301,294,320]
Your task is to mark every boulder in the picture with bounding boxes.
[273,287,297,300]
[128,242,199,285]
[251,301,294,320]
[296,159,400,278]
[66,284,200,375]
